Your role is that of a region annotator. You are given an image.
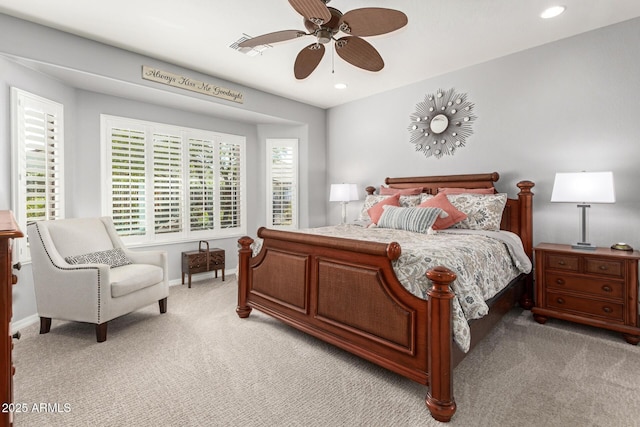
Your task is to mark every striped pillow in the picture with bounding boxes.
[377,206,444,234]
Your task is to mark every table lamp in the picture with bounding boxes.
[330,183,358,224]
[551,171,615,250]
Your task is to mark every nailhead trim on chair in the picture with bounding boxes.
[33,222,103,323]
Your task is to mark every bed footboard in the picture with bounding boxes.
[236,227,459,422]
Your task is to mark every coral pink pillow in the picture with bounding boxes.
[419,192,467,230]
[438,187,495,195]
[379,186,423,196]
[368,194,401,225]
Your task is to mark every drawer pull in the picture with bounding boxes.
[599,265,608,271]
[555,278,565,285]
[556,297,565,304]
[558,261,566,266]
[601,285,612,292]
[602,306,613,314]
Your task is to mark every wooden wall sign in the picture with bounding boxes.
[142,65,244,104]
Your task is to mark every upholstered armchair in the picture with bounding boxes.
[28,217,169,342]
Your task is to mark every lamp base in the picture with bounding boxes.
[572,242,596,251]
[340,201,348,225]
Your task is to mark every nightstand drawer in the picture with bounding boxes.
[546,253,579,271]
[544,272,623,299]
[546,291,624,322]
[584,258,623,278]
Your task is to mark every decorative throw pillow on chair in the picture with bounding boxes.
[65,248,132,268]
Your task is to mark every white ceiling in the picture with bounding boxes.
[2,0,640,109]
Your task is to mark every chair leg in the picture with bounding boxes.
[96,322,108,343]
[40,317,52,334]
[159,297,167,314]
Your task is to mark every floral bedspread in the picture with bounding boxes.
[250,225,532,352]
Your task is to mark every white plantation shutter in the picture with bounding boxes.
[266,139,298,229]
[11,88,64,261]
[110,127,147,236]
[153,132,183,234]
[189,138,215,231]
[101,115,246,243]
[219,141,242,229]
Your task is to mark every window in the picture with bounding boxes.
[266,139,298,229]
[11,88,65,262]
[102,115,246,244]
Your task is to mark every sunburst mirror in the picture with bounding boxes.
[408,88,476,158]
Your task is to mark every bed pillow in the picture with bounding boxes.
[359,194,390,221]
[420,193,434,203]
[399,195,422,208]
[418,192,467,230]
[367,194,401,225]
[447,193,507,231]
[377,206,444,234]
[65,248,132,268]
[438,187,496,195]
[379,186,423,196]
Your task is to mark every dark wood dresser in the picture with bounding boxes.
[0,211,23,427]
[181,241,225,288]
[532,243,640,344]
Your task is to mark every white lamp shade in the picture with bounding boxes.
[330,183,358,202]
[551,171,615,203]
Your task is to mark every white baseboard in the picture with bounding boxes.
[11,314,39,335]
[169,268,233,287]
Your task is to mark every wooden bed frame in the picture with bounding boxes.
[236,172,534,422]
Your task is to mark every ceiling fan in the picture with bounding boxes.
[238,0,408,79]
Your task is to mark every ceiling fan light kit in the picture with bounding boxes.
[238,0,408,79]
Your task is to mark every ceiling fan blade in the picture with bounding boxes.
[238,30,307,48]
[339,8,408,37]
[335,36,384,72]
[294,43,325,79]
[288,0,331,24]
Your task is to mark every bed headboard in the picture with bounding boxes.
[365,172,535,260]
[366,172,500,195]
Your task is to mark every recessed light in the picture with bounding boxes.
[541,5,566,19]
[334,83,347,90]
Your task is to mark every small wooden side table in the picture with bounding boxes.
[181,241,225,288]
[532,243,640,344]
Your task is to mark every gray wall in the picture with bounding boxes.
[327,18,640,252]
[0,14,327,326]
[2,12,640,327]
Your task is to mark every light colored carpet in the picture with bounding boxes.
[12,276,640,427]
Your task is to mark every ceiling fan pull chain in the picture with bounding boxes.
[331,42,335,73]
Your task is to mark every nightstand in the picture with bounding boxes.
[532,243,640,344]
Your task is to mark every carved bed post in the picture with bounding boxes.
[425,266,457,422]
[236,236,254,318]
[517,180,535,310]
